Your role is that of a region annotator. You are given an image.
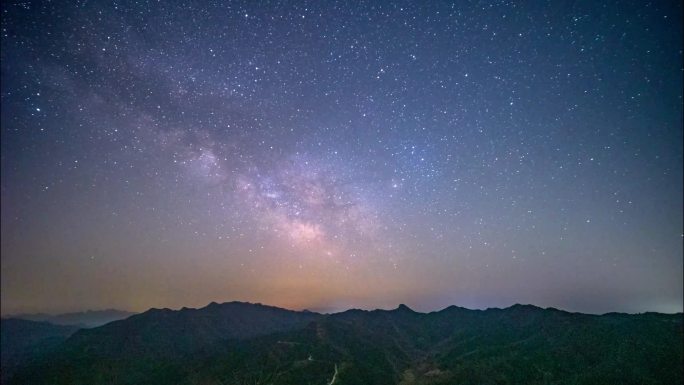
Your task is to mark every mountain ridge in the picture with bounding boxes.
[6,301,681,319]
[5,301,681,384]
[5,309,137,328]
[0,319,81,383]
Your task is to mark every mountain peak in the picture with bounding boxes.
[508,304,543,312]
[395,304,415,312]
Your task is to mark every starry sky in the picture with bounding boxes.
[1,0,682,316]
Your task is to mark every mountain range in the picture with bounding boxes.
[1,319,80,383]
[5,309,137,328]
[3,302,682,384]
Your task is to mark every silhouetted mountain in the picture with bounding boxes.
[0,319,80,383]
[57,301,321,359]
[8,309,136,328]
[6,302,682,385]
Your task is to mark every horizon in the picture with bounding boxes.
[2,1,682,318]
[4,298,683,318]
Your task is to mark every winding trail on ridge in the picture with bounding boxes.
[327,363,338,385]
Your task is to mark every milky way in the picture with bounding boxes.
[1,0,682,314]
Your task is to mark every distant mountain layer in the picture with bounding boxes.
[6,302,683,385]
[0,319,80,383]
[8,309,136,328]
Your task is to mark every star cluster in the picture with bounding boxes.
[1,0,682,314]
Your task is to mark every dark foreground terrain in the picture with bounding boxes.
[3,302,682,384]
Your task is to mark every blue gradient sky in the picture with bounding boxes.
[1,0,681,315]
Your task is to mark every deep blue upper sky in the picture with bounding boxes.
[1,0,682,315]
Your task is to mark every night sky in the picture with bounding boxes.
[1,0,682,316]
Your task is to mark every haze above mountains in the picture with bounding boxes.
[3,309,137,328]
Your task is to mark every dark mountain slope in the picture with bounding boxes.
[62,301,321,357]
[429,306,683,385]
[7,303,682,385]
[0,319,80,383]
[7,302,322,384]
